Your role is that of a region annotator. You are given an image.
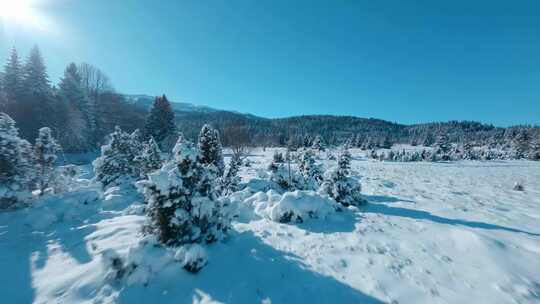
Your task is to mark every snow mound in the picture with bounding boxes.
[243,190,338,223]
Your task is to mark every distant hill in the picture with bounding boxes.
[124,94,539,147]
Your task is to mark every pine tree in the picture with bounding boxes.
[2,47,23,103]
[423,133,435,147]
[513,130,530,159]
[320,148,364,207]
[19,46,54,140]
[527,139,540,161]
[34,127,61,193]
[311,135,325,151]
[221,152,242,195]
[0,113,34,207]
[135,137,162,176]
[298,149,323,190]
[140,135,230,248]
[58,63,96,149]
[197,124,225,175]
[434,133,451,160]
[381,136,392,149]
[143,95,176,149]
[272,151,284,163]
[93,126,142,187]
[463,142,477,160]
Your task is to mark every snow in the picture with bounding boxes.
[1,149,540,303]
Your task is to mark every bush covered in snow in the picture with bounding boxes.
[0,113,35,207]
[139,134,230,249]
[243,190,338,223]
[93,126,144,187]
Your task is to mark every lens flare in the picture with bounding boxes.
[0,0,52,32]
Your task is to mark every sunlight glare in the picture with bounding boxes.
[0,0,51,31]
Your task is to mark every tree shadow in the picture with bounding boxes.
[363,201,540,236]
[116,231,384,304]
[0,215,48,303]
[364,194,415,204]
[296,209,359,233]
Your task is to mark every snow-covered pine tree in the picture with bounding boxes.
[513,130,530,159]
[423,133,435,147]
[0,113,34,207]
[93,126,142,187]
[197,124,225,176]
[34,127,61,193]
[140,135,230,251]
[528,139,540,161]
[298,149,323,190]
[434,133,451,160]
[221,152,242,195]
[135,137,162,177]
[320,148,364,207]
[143,95,176,149]
[381,137,392,149]
[462,142,477,160]
[311,135,325,151]
[272,150,284,163]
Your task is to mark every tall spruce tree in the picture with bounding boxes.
[20,46,53,140]
[197,124,225,175]
[58,63,94,150]
[2,47,23,103]
[143,95,176,148]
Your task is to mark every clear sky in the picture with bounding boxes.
[1,0,539,126]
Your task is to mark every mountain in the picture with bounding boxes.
[124,94,220,114]
[123,94,539,148]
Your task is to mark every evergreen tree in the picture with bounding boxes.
[311,135,325,151]
[423,133,435,147]
[0,113,34,207]
[2,47,23,103]
[527,139,540,161]
[143,95,176,148]
[320,148,364,207]
[58,63,96,148]
[434,133,451,160]
[381,136,392,149]
[272,151,284,163]
[221,152,242,195]
[135,137,162,176]
[298,149,323,190]
[93,126,142,187]
[197,124,225,175]
[19,46,53,140]
[513,130,530,159]
[34,127,61,193]
[140,135,230,249]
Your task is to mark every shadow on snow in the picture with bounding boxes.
[364,195,540,237]
[116,230,384,304]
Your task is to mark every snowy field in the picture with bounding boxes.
[1,148,540,304]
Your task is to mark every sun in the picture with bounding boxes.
[0,0,36,22]
[0,0,51,31]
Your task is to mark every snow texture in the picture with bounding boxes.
[1,148,540,304]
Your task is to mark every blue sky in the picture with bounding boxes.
[1,0,539,126]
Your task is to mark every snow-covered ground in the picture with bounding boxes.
[1,148,540,304]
